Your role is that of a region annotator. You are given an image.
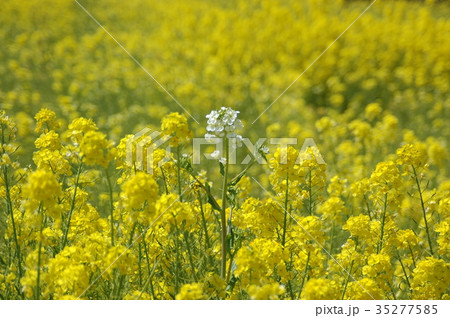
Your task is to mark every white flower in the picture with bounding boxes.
[205,133,216,143]
[260,146,270,154]
[210,150,220,159]
[205,107,244,163]
[229,135,244,149]
[205,106,244,142]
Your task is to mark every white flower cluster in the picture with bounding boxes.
[205,106,243,139]
[205,107,244,164]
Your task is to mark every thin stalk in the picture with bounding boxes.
[184,232,198,281]
[176,146,182,201]
[174,220,181,295]
[412,165,434,255]
[2,166,23,283]
[198,193,210,250]
[327,221,335,266]
[220,138,229,279]
[364,195,372,220]
[226,253,234,283]
[105,167,115,246]
[286,280,295,300]
[329,221,335,255]
[285,252,295,299]
[225,207,234,282]
[282,173,289,246]
[377,193,388,254]
[115,274,125,300]
[160,167,169,195]
[396,250,411,290]
[35,203,44,300]
[36,243,42,300]
[138,242,143,289]
[387,281,397,300]
[62,162,82,249]
[137,257,160,300]
[142,238,156,299]
[308,169,313,215]
[408,243,416,267]
[298,251,310,298]
[341,260,354,300]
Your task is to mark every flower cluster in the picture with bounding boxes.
[205,107,243,138]
[205,106,244,163]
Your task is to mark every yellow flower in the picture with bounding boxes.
[34,108,60,133]
[22,169,61,208]
[396,143,428,168]
[79,130,113,167]
[343,214,378,244]
[365,103,382,121]
[301,278,339,300]
[67,117,98,144]
[248,283,285,300]
[411,257,450,299]
[362,254,393,285]
[175,283,206,300]
[317,196,347,222]
[235,238,288,284]
[0,110,17,140]
[33,149,72,176]
[123,291,152,300]
[345,278,384,300]
[120,172,159,212]
[161,112,193,147]
[435,221,449,256]
[35,130,61,150]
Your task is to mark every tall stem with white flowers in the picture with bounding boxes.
[204,107,243,279]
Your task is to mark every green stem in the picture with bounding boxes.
[225,207,234,282]
[142,238,156,299]
[341,260,354,300]
[35,203,44,300]
[36,242,42,300]
[387,281,397,300]
[220,138,229,279]
[282,173,289,246]
[2,166,23,285]
[160,167,169,195]
[298,251,310,298]
[105,167,115,246]
[408,243,416,267]
[226,252,234,283]
[377,193,388,254]
[308,169,313,215]
[138,242,143,290]
[396,250,411,291]
[184,232,198,281]
[62,162,82,249]
[176,146,183,201]
[198,193,210,249]
[174,220,181,295]
[412,165,434,255]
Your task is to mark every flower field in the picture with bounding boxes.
[1,0,449,300]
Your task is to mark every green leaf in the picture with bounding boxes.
[230,171,245,186]
[219,162,225,176]
[225,274,237,292]
[205,182,221,211]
